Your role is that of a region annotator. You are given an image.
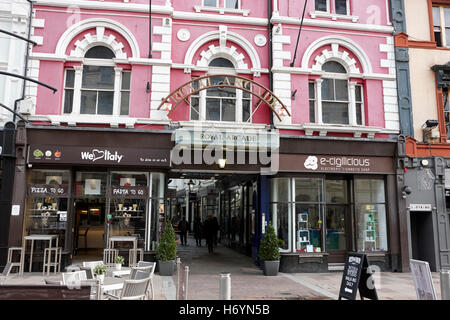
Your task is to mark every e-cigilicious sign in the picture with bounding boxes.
[28,145,170,167]
[279,154,394,174]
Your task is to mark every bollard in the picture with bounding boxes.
[176,258,181,300]
[219,272,231,300]
[441,269,450,300]
[184,266,190,300]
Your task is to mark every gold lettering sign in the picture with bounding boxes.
[157,74,291,121]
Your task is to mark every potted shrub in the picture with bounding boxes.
[258,223,283,276]
[115,256,125,271]
[94,264,108,284]
[156,219,177,276]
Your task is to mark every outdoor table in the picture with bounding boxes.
[21,234,58,275]
[108,236,138,266]
[99,277,124,299]
[107,267,131,278]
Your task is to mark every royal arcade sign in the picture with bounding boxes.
[157,74,291,121]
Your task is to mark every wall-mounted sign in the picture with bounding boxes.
[11,205,20,216]
[409,204,433,212]
[175,128,280,149]
[28,184,69,198]
[28,145,170,167]
[279,154,394,174]
[109,186,149,199]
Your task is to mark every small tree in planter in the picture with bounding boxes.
[258,223,283,276]
[156,219,177,276]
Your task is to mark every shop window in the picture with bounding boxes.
[24,170,71,249]
[294,178,324,253]
[109,172,149,249]
[354,179,388,252]
[309,61,364,126]
[270,178,292,252]
[63,45,130,116]
[190,57,252,123]
[75,172,108,197]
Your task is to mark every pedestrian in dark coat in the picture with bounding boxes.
[204,215,215,253]
[178,216,188,246]
[193,217,203,247]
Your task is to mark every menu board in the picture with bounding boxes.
[410,259,437,300]
[338,252,378,300]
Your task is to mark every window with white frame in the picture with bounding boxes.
[63,69,75,114]
[190,57,251,123]
[315,0,328,12]
[63,45,131,116]
[432,5,450,47]
[308,61,364,126]
[315,0,349,15]
[203,0,240,9]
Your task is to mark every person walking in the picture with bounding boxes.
[178,216,188,246]
[204,215,215,254]
[193,216,203,247]
[212,216,220,247]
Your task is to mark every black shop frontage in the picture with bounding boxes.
[7,126,172,270]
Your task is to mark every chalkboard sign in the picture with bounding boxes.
[338,252,378,300]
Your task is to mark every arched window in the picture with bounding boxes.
[309,60,364,125]
[63,45,131,116]
[190,57,251,122]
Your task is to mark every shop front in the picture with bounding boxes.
[274,137,399,272]
[9,127,171,270]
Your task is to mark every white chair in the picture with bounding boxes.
[105,277,150,300]
[103,249,118,267]
[134,262,156,300]
[7,247,24,276]
[43,247,62,275]
[81,261,104,279]
[129,248,144,267]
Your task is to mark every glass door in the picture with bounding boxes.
[325,179,351,263]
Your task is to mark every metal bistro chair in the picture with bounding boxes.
[103,249,119,267]
[81,261,104,279]
[129,248,144,267]
[130,263,155,300]
[104,277,150,300]
[43,247,62,275]
[137,261,156,300]
[7,247,24,276]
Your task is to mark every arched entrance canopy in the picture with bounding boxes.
[157,74,291,121]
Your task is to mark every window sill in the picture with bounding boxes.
[194,5,250,16]
[310,11,359,23]
[276,123,399,138]
[32,115,137,128]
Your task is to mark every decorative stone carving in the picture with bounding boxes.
[177,29,190,42]
[254,34,267,47]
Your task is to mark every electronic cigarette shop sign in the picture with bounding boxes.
[28,145,170,167]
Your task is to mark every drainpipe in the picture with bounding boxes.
[13,0,34,123]
[268,0,274,129]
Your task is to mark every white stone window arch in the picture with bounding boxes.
[190,56,252,123]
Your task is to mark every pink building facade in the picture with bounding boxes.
[7,1,405,272]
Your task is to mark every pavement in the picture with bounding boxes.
[0,235,444,300]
